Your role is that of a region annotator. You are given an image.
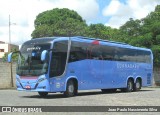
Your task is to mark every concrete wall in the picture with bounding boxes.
[0,62,16,88]
[0,62,160,88]
[153,68,160,86]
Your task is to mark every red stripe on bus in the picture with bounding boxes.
[92,40,99,45]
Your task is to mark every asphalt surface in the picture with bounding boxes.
[0,87,159,114]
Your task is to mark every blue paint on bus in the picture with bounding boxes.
[9,36,153,96]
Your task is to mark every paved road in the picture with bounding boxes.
[0,87,159,114]
[0,87,160,106]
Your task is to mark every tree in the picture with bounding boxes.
[31,8,88,38]
[86,23,120,41]
[120,18,142,37]
[119,18,142,44]
[87,24,108,39]
[151,45,160,67]
[119,5,160,66]
[31,5,160,66]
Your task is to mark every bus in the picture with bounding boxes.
[8,36,153,97]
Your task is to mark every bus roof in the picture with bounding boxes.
[72,36,151,52]
[75,36,129,45]
[23,37,57,45]
[23,36,151,52]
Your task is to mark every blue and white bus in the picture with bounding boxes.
[8,36,153,97]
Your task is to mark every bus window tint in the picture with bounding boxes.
[92,44,151,63]
[69,41,151,64]
[69,42,88,62]
[101,45,115,60]
[116,48,151,63]
[50,41,68,77]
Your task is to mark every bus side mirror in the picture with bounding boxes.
[8,52,13,63]
[41,50,48,62]
[8,51,20,63]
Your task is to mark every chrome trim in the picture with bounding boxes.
[64,37,71,76]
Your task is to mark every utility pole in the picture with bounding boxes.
[9,15,11,52]
[9,14,13,87]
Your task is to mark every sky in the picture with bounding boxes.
[0,0,160,45]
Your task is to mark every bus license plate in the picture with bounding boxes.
[25,85,31,90]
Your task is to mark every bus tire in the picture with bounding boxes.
[122,79,133,92]
[64,80,76,97]
[126,79,134,92]
[38,92,48,97]
[133,79,141,91]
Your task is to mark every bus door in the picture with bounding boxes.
[49,41,68,92]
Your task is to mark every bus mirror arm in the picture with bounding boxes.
[8,51,20,63]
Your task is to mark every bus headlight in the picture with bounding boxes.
[37,78,46,83]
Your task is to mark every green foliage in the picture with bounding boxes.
[31,8,87,37]
[31,25,52,38]
[120,18,142,37]
[31,8,117,40]
[87,24,108,39]
[129,33,153,47]
[31,5,160,66]
[156,34,160,44]
[86,23,121,42]
[118,5,160,66]
[151,45,160,66]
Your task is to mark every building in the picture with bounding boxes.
[0,41,19,58]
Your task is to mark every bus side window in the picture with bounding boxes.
[89,45,102,60]
[69,41,89,62]
[114,55,119,61]
[69,52,78,62]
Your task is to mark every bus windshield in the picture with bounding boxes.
[16,43,51,76]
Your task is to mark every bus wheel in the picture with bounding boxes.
[64,80,76,97]
[126,79,134,92]
[133,79,141,91]
[38,92,48,97]
[122,79,133,92]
